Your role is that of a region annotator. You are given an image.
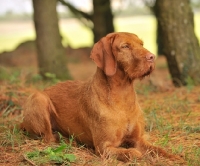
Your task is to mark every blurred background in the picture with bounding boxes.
[0,0,200,87]
[1,2,200,165]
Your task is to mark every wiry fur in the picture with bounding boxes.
[21,32,182,162]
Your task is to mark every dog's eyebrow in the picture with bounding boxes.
[121,42,130,45]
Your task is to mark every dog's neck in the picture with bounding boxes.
[94,67,134,88]
[92,68,136,103]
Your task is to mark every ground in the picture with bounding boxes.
[0,46,200,166]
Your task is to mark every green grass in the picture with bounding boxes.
[25,139,76,165]
[1,124,24,148]
[0,122,76,165]
[0,13,199,54]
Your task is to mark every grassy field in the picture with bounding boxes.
[0,54,200,165]
[0,13,200,166]
[0,13,200,54]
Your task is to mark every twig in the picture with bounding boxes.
[23,155,37,166]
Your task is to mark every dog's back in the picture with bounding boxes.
[44,80,94,145]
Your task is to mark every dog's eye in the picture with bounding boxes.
[121,44,129,49]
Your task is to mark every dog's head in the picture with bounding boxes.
[90,32,155,80]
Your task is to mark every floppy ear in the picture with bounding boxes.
[90,35,117,76]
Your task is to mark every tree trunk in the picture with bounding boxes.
[92,0,115,43]
[151,4,163,55]
[32,0,71,80]
[155,0,200,86]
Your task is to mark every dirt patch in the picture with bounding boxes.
[0,41,91,67]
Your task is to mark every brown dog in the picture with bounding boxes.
[21,32,180,162]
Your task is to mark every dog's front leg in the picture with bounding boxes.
[95,141,142,162]
[136,138,184,162]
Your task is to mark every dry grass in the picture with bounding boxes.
[0,57,200,165]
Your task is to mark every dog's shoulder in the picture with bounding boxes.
[43,80,88,99]
[45,80,82,90]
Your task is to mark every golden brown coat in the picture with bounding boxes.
[21,32,182,162]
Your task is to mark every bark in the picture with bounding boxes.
[32,0,71,80]
[155,0,200,86]
[92,0,115,43]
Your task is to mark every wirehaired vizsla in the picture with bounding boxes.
[21,32,182,162]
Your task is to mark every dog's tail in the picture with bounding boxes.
[20,91,58,142]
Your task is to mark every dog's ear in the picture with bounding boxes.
[90,35,117,76]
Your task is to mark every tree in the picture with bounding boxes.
[32,0,71,80]
[92,0,114,43]
[58,0,115,43]
[155,0,200,86]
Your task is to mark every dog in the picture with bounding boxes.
[21,32,181,162]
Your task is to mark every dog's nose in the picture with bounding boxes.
[146,54,155,62]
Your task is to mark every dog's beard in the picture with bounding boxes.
[139,71,151,80]
[120,62,154,81]
[140,65,154,77]
[142,68,152,77]
[132,66,154,80]
[126,70,152,81]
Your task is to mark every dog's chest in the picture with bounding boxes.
[126,120,135,134]
[111,109,138,136]
[121,105,141,136]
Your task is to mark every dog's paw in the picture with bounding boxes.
[124,148,143,162]
[169,154,185,164]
